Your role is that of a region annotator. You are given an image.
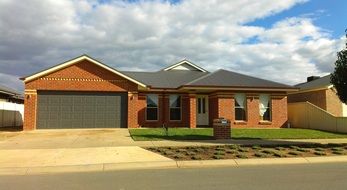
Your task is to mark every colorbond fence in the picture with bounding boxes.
[288,102,347,133]
[0,102,24,127]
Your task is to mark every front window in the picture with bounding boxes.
[235,93,246,121]
[146,94,158,121]
[259,94,271,121]
[169,95,181,120]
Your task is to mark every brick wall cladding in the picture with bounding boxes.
[24,60,139,130]
[287,89,343,116]
[208,93,287,128]
[137,93,193,128]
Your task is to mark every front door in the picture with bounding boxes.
[196,95,209,125]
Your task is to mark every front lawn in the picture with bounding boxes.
[129,128,347,141]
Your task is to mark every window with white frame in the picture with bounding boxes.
[169,95,181,120]
[235,93,246,121]
[259,94,271,121]
[146,94,158,121]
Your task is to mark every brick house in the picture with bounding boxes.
[21,55,296,130]
[288,75,347,117]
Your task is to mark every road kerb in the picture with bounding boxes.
[304,155,347,163]
[176,159,238,168]
[26,164,104,175]
[234,157,308,166]
[103,161,177,171]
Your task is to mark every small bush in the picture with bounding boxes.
[226,150,236,154]
[191,156,202,160]
[262,149,275,154]
[213,155,223,159]
[314,151,327,156]
[331,147,344,151]
[252,145,261,150]
[174,155,183,159]
[214,151,226,156]
[290,146,300,149]
[275,147,285,151]
[163,151,173,155]
[273,151,286,158]
[238,148,249,153]
[186,152,196,156]
[332,151,343,155]
[288,151,302,156]
[254,152,266,158]
[228,145,239,149]
[296,148,310,152]
[215,147,225,151]
[314,148,325,152]
[236,153,248,159]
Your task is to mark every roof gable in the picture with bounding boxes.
[21,55,146,87]
[163,60,208,72]
[295,74,332,91]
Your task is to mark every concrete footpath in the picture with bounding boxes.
[1,154,347,176]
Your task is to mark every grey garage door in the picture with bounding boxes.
[37,91,127,129]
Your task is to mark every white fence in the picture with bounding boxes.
[0,102,24,127]
[288,102,347,133]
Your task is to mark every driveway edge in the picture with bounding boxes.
[1,156,347,175]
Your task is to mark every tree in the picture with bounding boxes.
[331,29,347,104]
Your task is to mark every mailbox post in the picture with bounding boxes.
[213,118,231,139]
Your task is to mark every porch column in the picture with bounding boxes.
[128,91,139,128]
[188,94,197,128]
[23,89,37,130]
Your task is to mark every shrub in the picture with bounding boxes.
[228,144,239,149]
[214,151,226,156]
[238,148,249,153]
[288,151,302,156]
[290,146,300,150]
[213,155,223,159]
[174,155,183,159]
[163,150,173,155]
[314,151,327,156]
[226,150,236,154]
[331,147,344,151]
[215,147,225,151]
[314,147,325,152]
[254,152,266,158]
[296,148,310,152]
[332,151,343,155]
[252,145,261,150]
[273,151,286,158]
[236,153,248,159]
[262,149,275,154]
[186,152,196,156]
[191,156,202,160]
[275,147,285,151]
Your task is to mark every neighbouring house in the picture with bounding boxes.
[21,55,296,130]
[288,75,347,117]
[0,84,23,104]
[0,84,24,128]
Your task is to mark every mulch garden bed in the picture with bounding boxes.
[146,143,347,161]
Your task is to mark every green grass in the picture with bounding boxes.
[129,128,347,141]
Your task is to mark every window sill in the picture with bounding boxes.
[259,121,272,125]
[234,121,247,125]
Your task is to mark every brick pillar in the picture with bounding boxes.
[128,92,139,128]
[188,94,197,128]
[23,90,37,130]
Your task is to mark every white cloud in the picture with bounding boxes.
[0,0,344,92]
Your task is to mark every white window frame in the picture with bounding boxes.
[169,95,182,121]
[259,94,271,121]
[146,94,159,121]
[234,93,247,121]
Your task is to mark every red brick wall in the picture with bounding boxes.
[137,93,193,128]
[24,59,138,130]
[208,93,288,128]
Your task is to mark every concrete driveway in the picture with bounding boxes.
[0,129,137,150]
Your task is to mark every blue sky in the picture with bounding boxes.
[0,0,346,91]
[249,0,347,38]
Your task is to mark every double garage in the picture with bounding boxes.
[36,91,128,129]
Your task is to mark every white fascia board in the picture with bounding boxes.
[163,60,208,72]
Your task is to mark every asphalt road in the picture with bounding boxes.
[1,163,347,190]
